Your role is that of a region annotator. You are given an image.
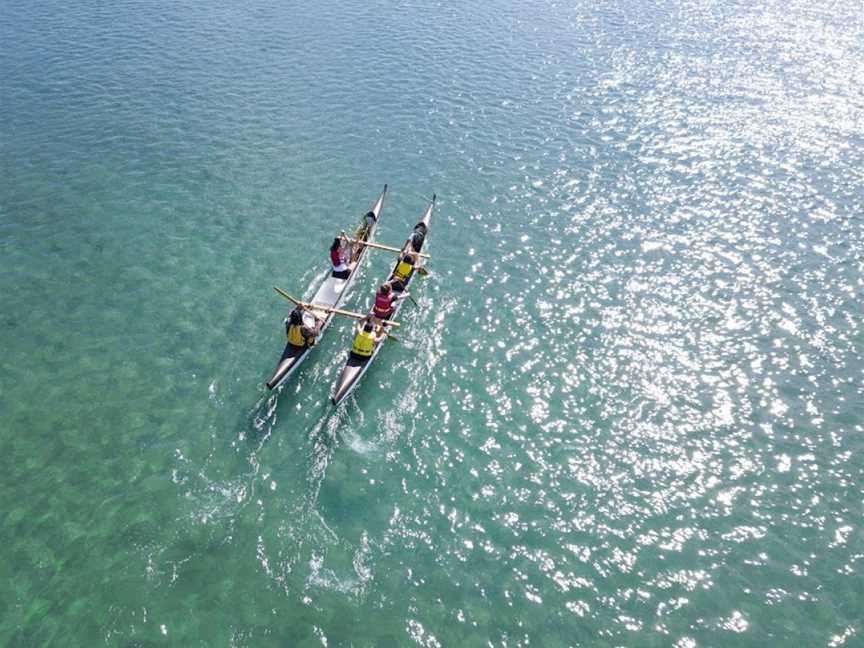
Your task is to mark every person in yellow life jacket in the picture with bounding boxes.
[285,308,321,348]
[392,251,417,283]
[351,318,386,357]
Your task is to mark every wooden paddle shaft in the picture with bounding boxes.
[273,286,401,328]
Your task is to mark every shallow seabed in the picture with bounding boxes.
[1,0,863,645]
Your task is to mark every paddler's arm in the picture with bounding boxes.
[302,326,316,346]
[338,234,351,258]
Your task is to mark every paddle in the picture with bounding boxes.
[273,287,401,328]
[340,232,432,259]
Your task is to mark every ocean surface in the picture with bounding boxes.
[2,0,863,645]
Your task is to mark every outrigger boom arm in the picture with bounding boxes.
[273,286,401,328]
[340,231,431,259]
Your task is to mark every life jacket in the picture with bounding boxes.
[373,292,394,317]
[330,248,346,269]
[410,230,425,252]
[363,211,376,229]
[352,329,376,356]
[287,324,306,347]
[394,258,413,280]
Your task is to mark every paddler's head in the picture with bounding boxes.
[289,309,303,325]
[379,282,391,295]
[363,321,374,332]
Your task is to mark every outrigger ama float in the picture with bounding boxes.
[265,185,387,390]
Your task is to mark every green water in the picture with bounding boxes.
[2,0,863,645]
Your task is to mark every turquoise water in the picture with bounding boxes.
[2,0,863,645]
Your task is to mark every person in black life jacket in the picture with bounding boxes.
[362,210,377,235]
[330,238,350,280]
[410,222,427,252]
[409,231,423,253]
[351,317,386,357]
[372,281,409,320]
[285,307,321,348]
[347,212,377,261]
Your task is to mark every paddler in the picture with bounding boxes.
[362,210,377,232]
[372,281,409,320]
[392,251,418,284]
[330,237,350,279]
[285,307,321,348]
[410,222,427,252]
[351,317,386,357]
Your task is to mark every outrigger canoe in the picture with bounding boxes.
[265,185,387,390]
[331,194,435,405]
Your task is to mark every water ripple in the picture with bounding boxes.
[2,0,863,645]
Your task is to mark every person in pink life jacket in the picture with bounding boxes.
[330,237,350,279]
[372,281,409,320]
